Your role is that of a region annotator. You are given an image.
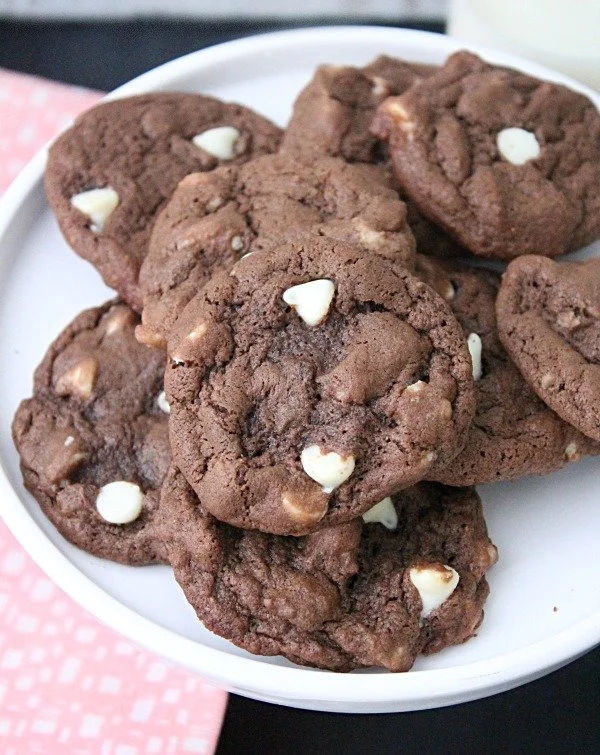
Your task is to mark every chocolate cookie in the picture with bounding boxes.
[138,153,416,346]
[415,256,597,485]
[12,302,170,565]
[45,93,282,311]
[279,58,461,261]
[281,56,433,164]
[496,255,600,442]
[160,467,497,672]
[372,51,600,260]
[165,237,475,536]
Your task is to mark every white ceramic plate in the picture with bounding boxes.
[0,26,599,714]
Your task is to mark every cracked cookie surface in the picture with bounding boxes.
[45,94,282,311]
[160,467,497,672]
[12,301,170,564]
[139,153,415,346]
[372,51,600,260]
[165,237,474,535]
[496,255,600,442]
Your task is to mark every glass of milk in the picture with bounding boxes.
[448,0,600,90]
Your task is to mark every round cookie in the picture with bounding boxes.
[45,93,282,311]
[281,56,433,164]
[372,50,600,260]
[415,256,598,486]
[496,255,600,442]
[138,153,416,346]
[11,302,170,565]
[165,237,475,536]
[159,467,497,672]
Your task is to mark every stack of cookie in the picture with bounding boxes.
[12,50,600,672]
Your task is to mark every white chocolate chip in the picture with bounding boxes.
[496,127,540,166]
[157,390,170,414]
[300,445,355,493]
[55,357,98,400]
[467,333,483,381]
[371,76,388,98]
[541,372,554,389]
[443,281,455,301]
[171,320,210,362]
[96,481,144,525]
[362,497,398,530]
[281,491,328,525]
[565,442,579,460]
[104,307,136,336]
[231,235,244,252]
[186,322,207,342]
[205,196,224,212]
[352,217,386,250]
[556,310,581,330]
[70,187,119,233]
[359,226,385,249]
[405,379,427,394]
[282,279,335,327]
[409,564,460,619]
[64,435,74,447]
[192,126,241,160]
[384,100,415,139]
[135,323,166,349]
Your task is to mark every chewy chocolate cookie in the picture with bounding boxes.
[138,153,416,346]
[416,257,597,485]
[165,237,475,536]
[496,255,600,442]
[45,93,282,311]
[279,58,463,262]
[160,467,497,672]
[12,302,170,565]
[281,56,433,163]
[372,51,600,260]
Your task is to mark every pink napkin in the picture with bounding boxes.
[0,69,228,754]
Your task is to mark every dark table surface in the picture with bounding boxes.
[1,18,598,755]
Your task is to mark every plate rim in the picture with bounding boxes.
[0,24,599,709]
